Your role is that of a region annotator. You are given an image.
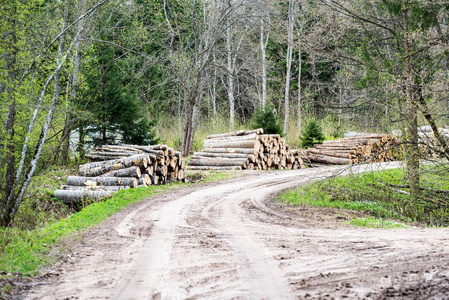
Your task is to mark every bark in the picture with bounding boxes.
[201,148,258,155]
[206,129,263,139]
[189,157,248,167]
[226,21,235,131]
[54,190,114,203]
[403,20,420,203]
[307,148,353,159]
[307,154,350,165]
[66,176,138,188]
[60,185,129,191]
[98,166,142,178]
[206,133,258,142]
[203,139,261,150]
[186,166,242,170]
[283,0,295,136]
[192,152,252,159]
[260,18,269,108]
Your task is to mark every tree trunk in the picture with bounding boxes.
[201,148,258,155]
[186,166,242,170]
[203,139,261,150]
[284,0,295,136]
[307,154,350,165]
[66,176,138,187]
[297,29,302,132]
[189,157,248,167]
[403,20,420,204]
[260,18,268,108]
[54,190,114,203]
[60,185,129,191]
[98,166,141,178]
[226,22,235,131]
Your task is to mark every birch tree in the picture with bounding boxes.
[283,0,296,135]
[0,0,108,226]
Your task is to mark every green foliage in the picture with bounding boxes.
[80,11,159,147]
[280,165,449,227]
[300,119,325,148]
[251,106,283,135]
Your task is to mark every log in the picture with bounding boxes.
[137,178,148,187]
[60,185,129,191]
[314,145,358,151]
[307,154,350,165]
[206,128,263,139]
[151,175,159,185]
[66,176,138,188]
[98,166,141,178]
[307,148,353,159]
[177,168,185,180]
[186,166,242,170]
[192,152,250,159]
[90,150,139,157]
[54,190,114,203]
[203,139,261,150]
[80,154,149,171]
[156,165,168,177]
[204,133,258,142]
[201,148,257,155]
[188,157,248,167]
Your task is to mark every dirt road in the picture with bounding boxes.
[27,162,449,299]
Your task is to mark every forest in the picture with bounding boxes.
[1,0,449,227]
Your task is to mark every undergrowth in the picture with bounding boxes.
[279,164,449,227]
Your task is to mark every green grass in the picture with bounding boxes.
[279,164,449,227]
[348,217,410,228]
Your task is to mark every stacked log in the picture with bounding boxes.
[54,144,187,203]
[306,135,400,165]
[188,129,304,170]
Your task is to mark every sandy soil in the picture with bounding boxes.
[25,162,449,299]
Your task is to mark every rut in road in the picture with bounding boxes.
[27,162,449,300]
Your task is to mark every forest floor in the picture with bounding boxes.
[22,163,449,299]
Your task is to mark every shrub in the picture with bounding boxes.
[251,106,283,135]
[300,120,325,148]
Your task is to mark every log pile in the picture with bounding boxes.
[188,129,304,170]
[306,135,400,165]
[54,144,187,203]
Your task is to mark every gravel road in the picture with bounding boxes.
[27,162,449,299]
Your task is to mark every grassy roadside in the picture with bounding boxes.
[278,165,449,228]
[0,169,238,280]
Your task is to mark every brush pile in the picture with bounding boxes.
[54,144,186,203]
[307,134,400,165]
[188,129,304,170]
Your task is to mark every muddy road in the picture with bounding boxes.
[27,163,449,299]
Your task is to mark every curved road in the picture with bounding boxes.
[28,163,449,299]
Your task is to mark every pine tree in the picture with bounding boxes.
[300,120,325,148]
[81,17,158,147]
[251,106,284,135]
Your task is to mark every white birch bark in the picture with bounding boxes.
[283,0,295,135]
[227,23,235,131]
[260,18,268,108]
[297,19,303,132]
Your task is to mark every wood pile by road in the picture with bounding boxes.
[188,129,304,170]
[307,135,400,165]
[54,144,187,203]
